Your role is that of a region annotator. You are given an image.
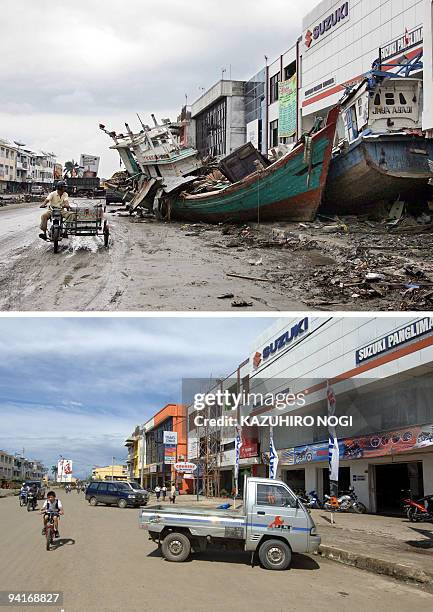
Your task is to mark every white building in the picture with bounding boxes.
[299,0,428,132]
[243,316,433,514]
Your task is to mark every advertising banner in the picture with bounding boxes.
[280,424,433,465]
[79,154,100,177]
[57,459,73,482]
[240,426,258,459]
[164,444,177,464]
[278,75,297,138]
[342,424,433,460]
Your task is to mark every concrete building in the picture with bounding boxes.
[191,80,247,158]
[0,139,17,192]
[92,465,128,481]
[12,455,45,481]
[299,0,427,132]
[0,451,14,482]
[245,68,266,154]
[127,404,189,492]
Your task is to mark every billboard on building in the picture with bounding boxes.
[278,75,297,138]
[188,437,199,459]
[57,459,73,482]
[279,423,433,465]
[79,154,100,177]
[164,445,177,464]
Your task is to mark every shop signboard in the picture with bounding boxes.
[174,461,197,473]
[79,154,100,176]
[280,423,433,465]
[342,424,433,460]
[164,444,176,464]
[240,426,258,459]
[355,317,433,365]
[163,431,178,445]
[380,26,423,62]
[278,76,297,138]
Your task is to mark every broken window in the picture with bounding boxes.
[399,93,407,105]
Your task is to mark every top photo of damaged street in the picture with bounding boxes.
[1,0,433,312]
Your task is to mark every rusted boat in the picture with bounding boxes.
[322,66,433,215]
[158,107,339,223]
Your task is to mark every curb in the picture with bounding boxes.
[318,544,433,588]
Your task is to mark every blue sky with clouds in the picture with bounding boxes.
[0,317,274,477]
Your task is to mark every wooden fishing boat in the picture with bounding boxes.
[322,73,433,215]
[160,106,339,223]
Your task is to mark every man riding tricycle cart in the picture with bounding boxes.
[39,180,110,253]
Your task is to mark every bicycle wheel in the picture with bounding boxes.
[46,528,52,551]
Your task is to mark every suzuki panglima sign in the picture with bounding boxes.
[356,318,433,365]
[305,2,349,49]
[253,318,309,369]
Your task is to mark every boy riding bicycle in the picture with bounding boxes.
[41,491,64,537]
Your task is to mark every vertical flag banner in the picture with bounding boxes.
[327,382,339,492]
[269,427,279,479]
[234,425,242,495]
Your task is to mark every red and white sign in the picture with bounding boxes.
[174,462,197,473]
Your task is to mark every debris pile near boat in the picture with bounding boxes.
[177,213,433,311]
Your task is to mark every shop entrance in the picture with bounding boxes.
[375,461,424,514]
[283,469,305,493]
[322,467,351,495]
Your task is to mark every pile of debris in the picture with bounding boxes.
[189,170,230,194]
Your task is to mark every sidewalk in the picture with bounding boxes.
[160,495,433,587]
[312,510,433,588]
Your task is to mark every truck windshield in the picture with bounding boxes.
[256,484,297,508]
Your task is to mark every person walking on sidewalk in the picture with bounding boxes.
[170,484,176,504]
[155,485,161,501]
[162,484,167,501]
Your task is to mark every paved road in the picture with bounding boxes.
[0,494,432,612]
[0,201,310,311]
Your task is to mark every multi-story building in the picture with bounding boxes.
[92,465,128,481]
[299,0,428,133]
[0,139,17,193]
[191,80,247,158]
[189,316,433,513]
[12,454,46,481]
[127,404,189,492]
[15,147,35,192]
[32,152,56,187]
[0,451,14,482]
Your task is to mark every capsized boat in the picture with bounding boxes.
[157,106,339,223]
[322,64,433,215]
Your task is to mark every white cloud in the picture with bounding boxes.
[1,0,319,176]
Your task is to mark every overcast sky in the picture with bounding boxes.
[0,317,275,477]
[1,0,318,177]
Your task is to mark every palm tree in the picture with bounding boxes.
[63,160,80,178]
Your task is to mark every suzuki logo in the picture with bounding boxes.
[305,30,313,48]
[253,352,262,369]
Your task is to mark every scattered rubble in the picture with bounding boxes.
[179,212,433,311]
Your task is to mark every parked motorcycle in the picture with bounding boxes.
[304,490,323,509]
[324,486,367,513]
[402,493,433,523]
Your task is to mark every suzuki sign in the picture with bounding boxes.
[305,2,349,49]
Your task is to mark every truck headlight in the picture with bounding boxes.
[128,494,136,498]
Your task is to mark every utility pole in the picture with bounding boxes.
[112,457,114,480]
[140,428,145,489]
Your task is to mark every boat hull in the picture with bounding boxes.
[322,136,433,215]
[168,108,339,223]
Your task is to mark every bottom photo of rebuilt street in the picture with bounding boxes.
[1,315,433,612]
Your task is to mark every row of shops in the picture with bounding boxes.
[187,316,433,514]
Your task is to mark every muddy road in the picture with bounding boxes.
[0,200,306,312]
[1,200,432,312]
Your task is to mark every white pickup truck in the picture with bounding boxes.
[139,477,320,570]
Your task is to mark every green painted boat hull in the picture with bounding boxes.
[167,107,339,223]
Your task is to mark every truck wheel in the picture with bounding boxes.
[117,498,128,509]
[161,532,191,562]
[259,539,292,571]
